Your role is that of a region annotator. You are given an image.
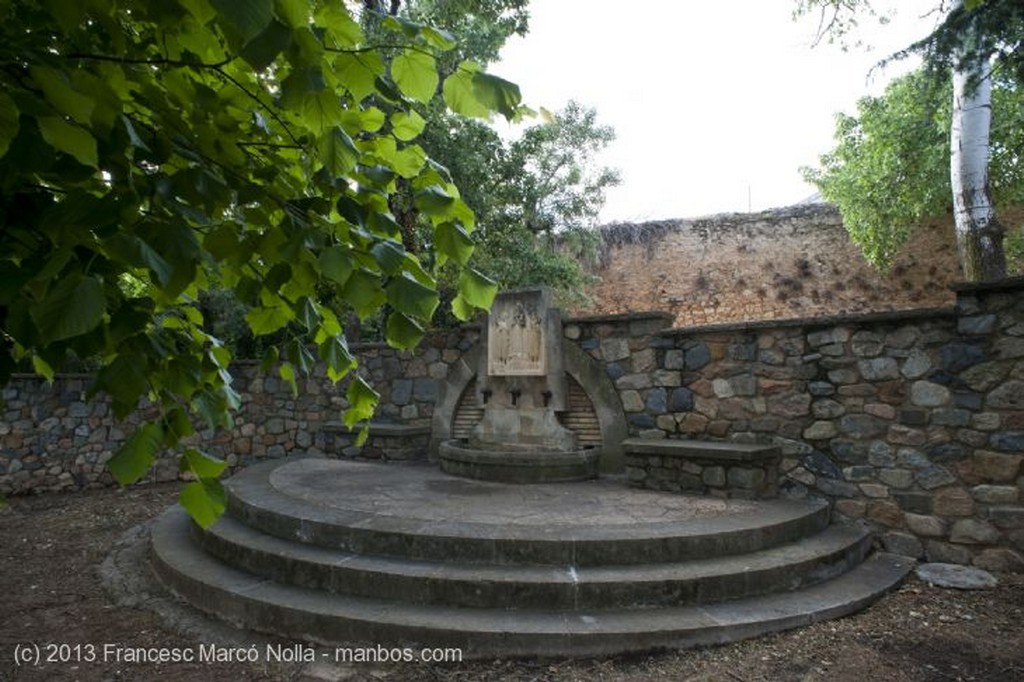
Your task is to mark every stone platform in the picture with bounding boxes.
[150,457,912,658]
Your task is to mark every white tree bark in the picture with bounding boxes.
[949,2,1006,281]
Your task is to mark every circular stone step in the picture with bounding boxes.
[150,508,913,658]
[438,439,600,483]
[195,509,872,609]
[224,458,830,566]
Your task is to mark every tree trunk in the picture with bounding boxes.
[949,4,1006,282]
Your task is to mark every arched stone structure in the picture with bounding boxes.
[430,339,627,472]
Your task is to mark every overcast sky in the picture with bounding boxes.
[493,0,942,223]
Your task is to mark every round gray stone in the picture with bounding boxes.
[915,562,998,590]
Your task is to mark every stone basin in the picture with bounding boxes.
[438,438,599,484]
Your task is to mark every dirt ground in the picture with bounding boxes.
[0,483,1022,682]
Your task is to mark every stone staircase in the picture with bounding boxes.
[149,458,912,658]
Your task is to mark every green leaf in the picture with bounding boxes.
[204,225,240,262]
[319,337,354,381]
[318,127,360,176]
[30,273,106,343]
[43,0,86,33]
[164,406,195,442]
[458,267,498,309]
[96,354,149,419]
[0,93,18,159]
[340,106,385,135]
[274,0,308,28]
[279,361,298,397]
[260,346,280,373]
[451,294,475,322]
[370,240,406,275]
[340,269,386,319]
[415,185,455,215]
[343,374,379,429]
[319,245,354,285]
[335,52,384,102]
[37,117,98,167]
[31,355,55,382]
[179,479,227,529]
[392,144,426,178]
[30,66,95,124]
[421,26,457,51]
[387,273,439,320]
[390,110,425,141]
[104,234,173,288]
[108,423,164,485]
[210,344,232,369]
[385,311,425,349]
[443,63,490,119]
[301,89,345,132]
[240,19,292,70]
[210,0,274,46]
[314,2,363,46]
[183,447,228,479]
[246,304,294,335]
[391,49,438,104]
[470,72,522,121]
[434,222,475,266]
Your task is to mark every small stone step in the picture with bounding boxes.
[226,459,829,565]
[195,509,872,609]
[622,438,781,462]
[151,510,912,658]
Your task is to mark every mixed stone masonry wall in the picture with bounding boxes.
[1,280,1022,571]
[564,278,1024,572]
[0,329,478,494]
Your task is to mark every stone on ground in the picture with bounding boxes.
[915,562,997,590]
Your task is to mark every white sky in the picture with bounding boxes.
[493,0,943,223]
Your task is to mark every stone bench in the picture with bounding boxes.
[622,438,781,499]
[321,423,431,462]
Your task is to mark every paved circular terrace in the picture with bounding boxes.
[261,457,759,528]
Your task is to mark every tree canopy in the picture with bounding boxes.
[0,0,523,524]
[423,101,620,310]
[803,69,1024,270]
[796,0,1024,278]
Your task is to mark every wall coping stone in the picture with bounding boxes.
[660,306,957,337]
[322,422,431,437]
[622,438,781,462]
[564,311,675,326]
[949,276,1024,294]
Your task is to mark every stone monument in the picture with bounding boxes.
[438,288,599,483]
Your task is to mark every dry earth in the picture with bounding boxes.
[0,482,1022,682]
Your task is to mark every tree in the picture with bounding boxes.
[796,0,1024,279]
[803,69,1024,270]
[423,101,620,309]
[362,1,619,308]
[0,0,522,524]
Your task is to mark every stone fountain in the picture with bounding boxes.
[438,288,599,483]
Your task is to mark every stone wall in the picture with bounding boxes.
[580,203,966,327]
[0,329,478,495]
[563,279,1024,571]
[1,281,1022,571]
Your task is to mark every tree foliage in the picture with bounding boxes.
[795,0,1023,79]
[796,0,1024,277]
[361,1,619,309]
[0,0,523,524]
[423,102,620,309]
[804,69,1024,270]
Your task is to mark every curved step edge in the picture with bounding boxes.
[225,470,831,566]
[195,510,871,609]
[151,509,913,658]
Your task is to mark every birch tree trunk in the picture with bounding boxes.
[949,2,1006,281]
